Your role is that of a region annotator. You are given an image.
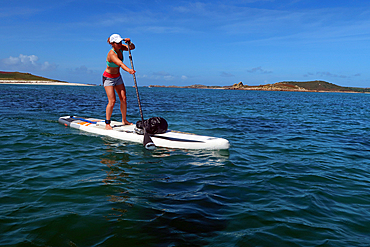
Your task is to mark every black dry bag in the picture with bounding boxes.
[136,117,168,134]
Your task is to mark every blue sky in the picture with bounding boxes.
[1,0,370,87]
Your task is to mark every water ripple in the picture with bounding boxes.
[1,86,370,246]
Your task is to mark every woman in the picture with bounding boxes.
[103,33,136,130]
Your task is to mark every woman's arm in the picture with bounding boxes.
[108,50,135,74]
[121,64,135,74]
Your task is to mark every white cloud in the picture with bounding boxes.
[137,71,185,81]
[152,71,175,80]
[1,54,57,71]
[303,71,361,79]
[220,72,235,77]
[69,65,95,75]
[247,66,272,74]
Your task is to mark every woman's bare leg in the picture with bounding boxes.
[104,86,116,130]
[115,83,132,125]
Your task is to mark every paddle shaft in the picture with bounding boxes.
[126,41,155,149]
[126,43,145,124]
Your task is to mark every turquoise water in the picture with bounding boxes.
[1,84,370,246]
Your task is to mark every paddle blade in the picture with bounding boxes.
[143,132,156,150]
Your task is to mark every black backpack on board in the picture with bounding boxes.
[136,117,168,134]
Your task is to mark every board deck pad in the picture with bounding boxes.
[59,116,230,150]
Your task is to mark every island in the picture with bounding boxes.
[150,81,370,93]
[0,71,93,86]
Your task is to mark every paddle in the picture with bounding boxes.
[126,40,156,150]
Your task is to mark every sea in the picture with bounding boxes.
[1,84,370,247]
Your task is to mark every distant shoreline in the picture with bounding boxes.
[0,71,94,86]
[149,81,370,93]
[148,85,361,93]
[0,80,94,86]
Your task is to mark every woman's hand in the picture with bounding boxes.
[124,38,135,50]
[128,69,136,75]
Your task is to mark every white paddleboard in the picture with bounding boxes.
[58,116,230,150]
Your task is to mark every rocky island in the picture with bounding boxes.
[150,81,370,93]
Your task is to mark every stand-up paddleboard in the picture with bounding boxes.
[59,116,230,150]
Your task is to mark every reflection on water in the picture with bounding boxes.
[100,144,133,220]
[98,142,230,244]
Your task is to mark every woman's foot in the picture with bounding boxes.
[123,120,133,125]
[105,124,113,130]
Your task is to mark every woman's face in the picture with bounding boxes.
[112,41,122,49]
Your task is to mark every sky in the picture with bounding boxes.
[1,0,370,87]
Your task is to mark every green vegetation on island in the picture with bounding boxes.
[0,71,65,83]
[260,81,370,93]
[150,80,370,93]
